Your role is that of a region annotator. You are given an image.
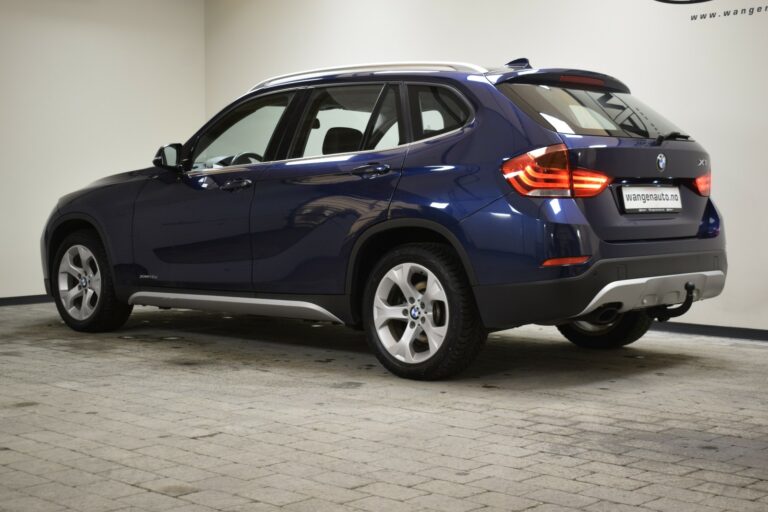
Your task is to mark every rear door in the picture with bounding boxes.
[497,82,711,241]
[249,83,407,294]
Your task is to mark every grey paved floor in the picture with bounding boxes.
[1,303,768,512]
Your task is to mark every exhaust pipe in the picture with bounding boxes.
[582,303,621,325]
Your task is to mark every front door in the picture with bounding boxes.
[132,91,295,291]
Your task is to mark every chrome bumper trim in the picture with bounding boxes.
[576,270,726,317]
[128,292,343,324]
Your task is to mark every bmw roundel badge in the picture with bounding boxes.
[656,153,667,172]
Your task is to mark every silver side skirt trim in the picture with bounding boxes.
[128,292,343,324]
[576,270,726,317]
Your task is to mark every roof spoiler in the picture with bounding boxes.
[501,69,631,94]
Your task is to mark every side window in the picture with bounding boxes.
[291,84,402,159]
[408,84,471,141]
[363,85,403,151]
[192,92,292,169]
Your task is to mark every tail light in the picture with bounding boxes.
[559,75,605,88]
[501,144,609,198]
[694,170,711,196]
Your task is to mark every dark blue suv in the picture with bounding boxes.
[41,60,726,379]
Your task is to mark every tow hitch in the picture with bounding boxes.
[648,282,696,322]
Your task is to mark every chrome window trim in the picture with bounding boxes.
[185,126,473,177]
[185,80,476,177]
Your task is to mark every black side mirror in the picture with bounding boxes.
[153,143,183,171]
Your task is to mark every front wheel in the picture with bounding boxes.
[53,230,132,332]
[363,243,486,380]
[557,310,653,349]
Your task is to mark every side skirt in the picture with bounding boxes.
[128,291,344,324]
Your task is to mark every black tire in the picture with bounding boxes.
[52,230,132,332]
[557,310,653,349]
[363,243,486,380]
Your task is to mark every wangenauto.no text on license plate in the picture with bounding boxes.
[621,185,682,213]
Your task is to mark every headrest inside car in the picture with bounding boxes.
[323,127,363,155]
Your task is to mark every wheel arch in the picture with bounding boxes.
[46,214,115,293]
[345,219,477,325]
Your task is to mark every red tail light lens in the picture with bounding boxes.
[501,144,609,198]
[501,145,571,197]
[572,169,610,197]
[694,171,711,196]
[559,75,605,88]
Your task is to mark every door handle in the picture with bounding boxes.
[220,178,253,191]
[351,163,391,178]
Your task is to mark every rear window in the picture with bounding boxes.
[497,83,684,139]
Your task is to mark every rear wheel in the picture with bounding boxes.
[557,310,653,349]
[363,243,486,380]
[53,230,132,332]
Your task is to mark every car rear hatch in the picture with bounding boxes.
[495,71,711,242]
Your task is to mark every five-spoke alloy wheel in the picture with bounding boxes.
[373,262,449,364]
[364,243,486,380]
[58,244,102,321]
[52,230,132,332]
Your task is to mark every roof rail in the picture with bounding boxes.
[251,61,488,91]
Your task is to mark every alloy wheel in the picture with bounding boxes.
[57,244,102,321]
[373,262,449,364]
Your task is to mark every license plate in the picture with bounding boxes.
[621,186,682,213]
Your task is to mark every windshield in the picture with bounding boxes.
[497,83,685,139]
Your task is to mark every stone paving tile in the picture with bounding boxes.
[180,489,252,508]
[407,492,485,512]
[356,481,427,500]
[0,496,66,512]
[524,488,599,509]
[76,479,145,499]
[284,497,359,512]
[467,490,540,509]
[2,304,768,512]
[348,495,420,512]
[644,496,723,512]
[415,478,484,498]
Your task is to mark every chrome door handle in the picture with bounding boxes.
[220,178,253,191]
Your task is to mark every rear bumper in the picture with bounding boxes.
[577,270,724,316]
[473,249,727,331]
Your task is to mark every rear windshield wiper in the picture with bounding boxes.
[654,131,690,145]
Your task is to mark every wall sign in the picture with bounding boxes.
[653,0,768,22]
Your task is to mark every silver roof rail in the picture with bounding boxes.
[250,61,488,91]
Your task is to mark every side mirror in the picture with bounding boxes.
[153,143,183,171]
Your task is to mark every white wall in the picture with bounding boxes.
[205,0,768,330]
[2,0,766,330]
[0,0,205,296]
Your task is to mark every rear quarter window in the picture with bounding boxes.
[408,84,471,141]
[497,83,684,139]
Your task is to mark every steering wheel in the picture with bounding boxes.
[230,152,263,165]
